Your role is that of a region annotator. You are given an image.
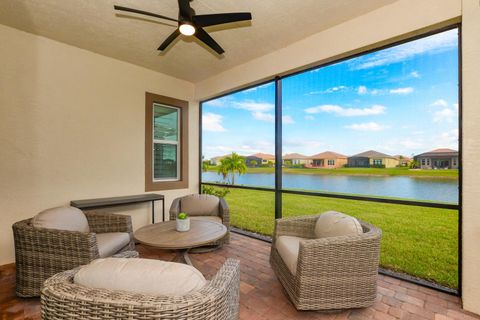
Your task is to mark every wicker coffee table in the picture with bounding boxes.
[134,220,227,265]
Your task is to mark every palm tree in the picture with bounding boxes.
[217,152,247,185]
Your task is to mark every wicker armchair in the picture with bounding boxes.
[270,214,382,310]
[12,211,137,297]
[170,194,230,244]
[41,258,240,320]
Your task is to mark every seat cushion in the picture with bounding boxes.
[96,232,130,258]
[74,258,207,296]
[32,206,90,233]
[190,216,223,224]
[315,211,363,239]
[180,194,220,216]
[276,236,307,275]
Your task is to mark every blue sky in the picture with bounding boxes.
[202,29,459,160]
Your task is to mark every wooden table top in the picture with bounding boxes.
[134,220,227,250]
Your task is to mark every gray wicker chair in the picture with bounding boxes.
[12,211,137,297]
[170,194,230,244]
[270,214,382,310]
[41,258,240,320]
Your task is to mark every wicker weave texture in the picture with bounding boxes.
[12,211,136,297]
[170,195,230,244]
[41,258,240,320]
[270,214,382,310]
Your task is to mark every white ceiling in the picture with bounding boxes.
[0,0,396,82]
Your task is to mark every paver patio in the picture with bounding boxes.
[0,233,478,320]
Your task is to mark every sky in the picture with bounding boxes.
[202,28,459,160]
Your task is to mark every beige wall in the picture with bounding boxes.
[0,24,198,265]
[461,0,480,314]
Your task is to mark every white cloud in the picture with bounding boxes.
[305,104,386,117]
[433,108,456,123]
[453,103,459,111]
[344,122,389,131]
[350,29,457,70]
[437,129,459,149]
[431,99,448,108]
[304,115,315,121]
[204,97,230,107]
[358,86,367,95]
[399,139,424,149]
[307,86,348,95]
[234,101,274,112]
[205,140,274,158]
[283,115,295,124]
[389,87,414,95]
[410,71,421,78]
[252,111,274,122]
[202,113,226,132]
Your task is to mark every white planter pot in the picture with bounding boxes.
[176,218,190,232]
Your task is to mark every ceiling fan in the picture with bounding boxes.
[114,0,252,55]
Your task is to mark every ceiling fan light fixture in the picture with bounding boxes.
[179,23,196,36]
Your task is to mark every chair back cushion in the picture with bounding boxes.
[74,258,206,296]
[314,211,363,238]
[32,206,89,233]
[180,194,220,216]
[96,232,131,258]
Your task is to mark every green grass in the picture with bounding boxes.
[206,166,458,179]
[221,187,458,289]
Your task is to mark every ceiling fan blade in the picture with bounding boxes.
[178,0,192,19]
[193,12,252,27]
[158,29,181,51]
[114,5,179,23]
[194,27,224,54]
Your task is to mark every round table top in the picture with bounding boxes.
[134,220,227,250]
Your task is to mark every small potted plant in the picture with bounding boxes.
[176,212,190,232]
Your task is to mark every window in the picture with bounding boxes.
[200,27,460,291]
[145,92,188,191]
[153,105,179,180]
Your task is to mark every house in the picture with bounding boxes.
[393,155,412,167]
[245,153,275,166]
[209,155,228,166]
[282,153,310,166]
[414,148,459,169]
[1,0,480,318]
[348,150,399,168]
[308,151,348,168]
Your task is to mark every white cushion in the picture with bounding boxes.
[74,258,207,296]
[96,233,130,258]
[276,236,306,275]
[32,206,89,233]
[190,216,222,224]
[315,211,363,239]
[180,194,220,216]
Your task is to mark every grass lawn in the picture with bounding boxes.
[206,166,458,179]
[220,187,458,289]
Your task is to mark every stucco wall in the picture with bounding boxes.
[461,0,480,314]
[0,24,198,265]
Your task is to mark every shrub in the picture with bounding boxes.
[202,185,230,198]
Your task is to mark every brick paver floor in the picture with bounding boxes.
[1,233,479,320]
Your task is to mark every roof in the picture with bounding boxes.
[309,151,348,159]
[210,155,228,160]
[283,153,308,160]
[350,150,395,159]
[415,148,458,158]
[393,155,412,160]
[248,153,275,160]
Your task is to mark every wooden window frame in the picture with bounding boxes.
[145,92,188,191]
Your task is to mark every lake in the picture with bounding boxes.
[202,172,459,203]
